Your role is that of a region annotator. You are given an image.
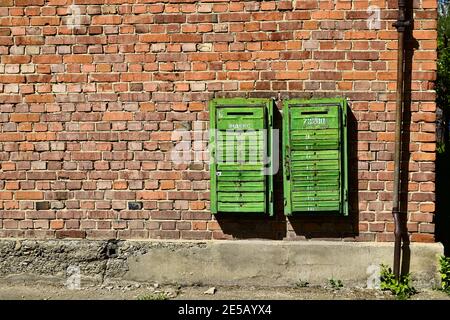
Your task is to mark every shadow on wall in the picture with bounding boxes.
[435,98,449,255]
[434,16,450,257]
[436,152,450,255]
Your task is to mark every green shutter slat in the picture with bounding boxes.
[291,150,339,161]
[217,163,265,171]
[291,160,340,171]
[292,201,341,212]
[218,202,266,212]
[217,171,265,182]
[218,181,265,192]
[217,192,265,203]
[291,170,340,181]
[292,182,340,192]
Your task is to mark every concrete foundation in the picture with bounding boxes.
[0,239,444,289]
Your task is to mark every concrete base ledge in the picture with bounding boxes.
[0,239,444,289]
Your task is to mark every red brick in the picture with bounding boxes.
[160,180,175,190]
[137,191,167,200]
[0,75,25,83]
[0,192,13,200]
[50,220,64,230]
[15,36,44,45]
[56,230,86,239]
[192,221,207,230]
[140,34,170,43]
[10,113,40,122]
[410,233,435,243]
[181,231,211,240]
[103,112,133,121]
[63,55,93,64]
[0,0,13,6]
[310,71,342,80]
[16,191,43,200]
[0,133,24,141]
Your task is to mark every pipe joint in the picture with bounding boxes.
[393,19,411,32]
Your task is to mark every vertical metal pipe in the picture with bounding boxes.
[393,31,404,280]
[392,0,409,280]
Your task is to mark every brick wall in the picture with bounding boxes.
[0,0,437,242]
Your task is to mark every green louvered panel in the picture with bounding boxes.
[209,98,274,215]
[283,98,348,216]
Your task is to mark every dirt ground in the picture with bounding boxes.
[0,281,449,300]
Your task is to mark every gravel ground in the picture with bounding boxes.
[0,281,448,300]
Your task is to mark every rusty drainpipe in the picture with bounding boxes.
[392,0,411,280]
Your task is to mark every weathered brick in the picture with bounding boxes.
[16,191,43,200]
[102,112,134,121]
[56,230,86,239]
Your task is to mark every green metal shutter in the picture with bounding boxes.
[209,98,274,215]
[283,98,348,216]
